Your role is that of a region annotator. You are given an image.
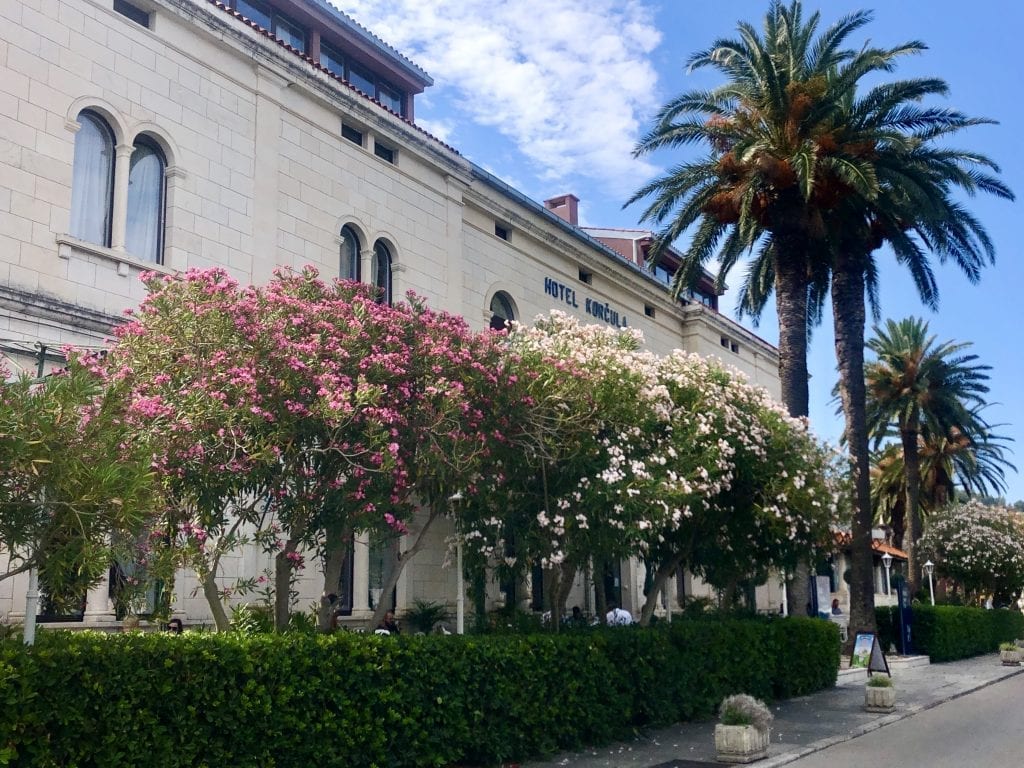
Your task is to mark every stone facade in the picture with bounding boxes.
[0,0,785,627]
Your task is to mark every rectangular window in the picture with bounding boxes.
[578,268,592,285]
[274,14,306,52]
[730,342,740,354]
[494,224,510,241]
[114,0,150,28]
[348,62,375,96]
[720,336,730,349]
[644,304,656,318]
[377,82,404,114]
[374,143,395,164]
[321,43,345,78]
[234,0,271,29]
[341,123,363,146]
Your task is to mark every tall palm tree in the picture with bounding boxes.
[870,421,1014,549]
[627,1,913,623]
[865,318,995,592]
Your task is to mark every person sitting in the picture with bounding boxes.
[166,618,184,634]
[831,598,843,616]
[377,610,400,635]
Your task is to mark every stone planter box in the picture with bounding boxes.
[1000,649,1021,666]
[863,684,896,713]
[714,724,769,763]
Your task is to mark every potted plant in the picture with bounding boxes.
[714,694,772,763]
[999,642,1022,666]
[863,674,896,713]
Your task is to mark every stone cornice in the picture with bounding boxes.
[0,285,123,336]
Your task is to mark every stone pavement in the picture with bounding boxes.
[523,654,1023,768]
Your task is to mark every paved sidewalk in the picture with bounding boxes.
[523,654,1023,767]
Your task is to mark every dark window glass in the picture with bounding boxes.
[341,124,363,146]
[113,0,150,28]
[69,110,115,247]
[489,291,515,331]
[348,62,375,95]
[377,82,403,114]
[274,14,305,52]
[494,224,509,241]
[372,241,392,305]
[125,136,166,263]
[340,225,360,281]
[321,43,345,78]
[374,143,394,164]
[235,0,271,29]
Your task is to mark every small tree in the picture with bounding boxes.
[919,500,1024,603]
[0,357,154,611]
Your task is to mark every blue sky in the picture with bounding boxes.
[336,1,1024,502]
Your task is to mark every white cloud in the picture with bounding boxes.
[332,0,663,195]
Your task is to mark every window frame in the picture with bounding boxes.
[372,240,393,306]
[125,134,167,264]
[69,110,116,249]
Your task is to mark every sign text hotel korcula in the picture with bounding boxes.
[543,276,628,328]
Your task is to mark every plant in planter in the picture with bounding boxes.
[864,674,896,713]
[999,642,1022,666]
[714,694,772,763]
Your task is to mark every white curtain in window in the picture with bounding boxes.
[125,141,165,263]
[69,112,114,246]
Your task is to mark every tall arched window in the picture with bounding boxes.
[69,110,115,247]
[372,240,392,305]
[489,291,516,330]
[125,136,166,263]
[340,225,360,282]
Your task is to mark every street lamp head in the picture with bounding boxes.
[881,552,893,569]
[924,560,934,576]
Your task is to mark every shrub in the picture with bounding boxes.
[719,694,773,730]
[0,617,838,767]
[876,605,1024,662]
[866,674,893,688]
[999,642,1018,652]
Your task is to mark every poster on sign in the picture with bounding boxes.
[851,632,891,675]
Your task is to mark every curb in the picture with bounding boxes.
[757,664,1024,768]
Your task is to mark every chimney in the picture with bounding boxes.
[543,194,579,225]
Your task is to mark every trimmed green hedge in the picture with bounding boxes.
[0,617,838,767]
[876,606,1024,663]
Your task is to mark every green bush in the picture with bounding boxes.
[875,605,1024,662]
[0,617,838,767]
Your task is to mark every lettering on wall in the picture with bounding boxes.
[542,276,627,328]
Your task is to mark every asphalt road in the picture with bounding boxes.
[787,672,1024,767]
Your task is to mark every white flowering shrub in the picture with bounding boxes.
[719,694,773,730]
[919,500,1024,600]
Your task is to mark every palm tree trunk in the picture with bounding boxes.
[831,257,877,641]
[902,421,923,596]
[774,252,811,616]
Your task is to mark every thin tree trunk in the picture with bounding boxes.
[774,251,812,617]
[274,538,300,631]
[199,568,231,632]
[832,257,877,643]
[902,420,923,596]
[593,562,607,625]
[367,506,441,631]
[639,556,681,626]
[890,497,906,550]
[318,524,352,631]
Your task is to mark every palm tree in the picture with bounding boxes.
[865,318,995,592]
[627,1,913,622]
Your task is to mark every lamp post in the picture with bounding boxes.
[448,492,465,635]
[881,552,893,600]
[924,560,935,606]
[780,572,789,617]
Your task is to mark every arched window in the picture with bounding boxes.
[340,225,360,281]
[372,240,392,305]
[489,291,516,330]
[69,110,115,247]
[125,136,166,263]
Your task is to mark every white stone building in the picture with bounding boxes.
[0,0,786,628]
